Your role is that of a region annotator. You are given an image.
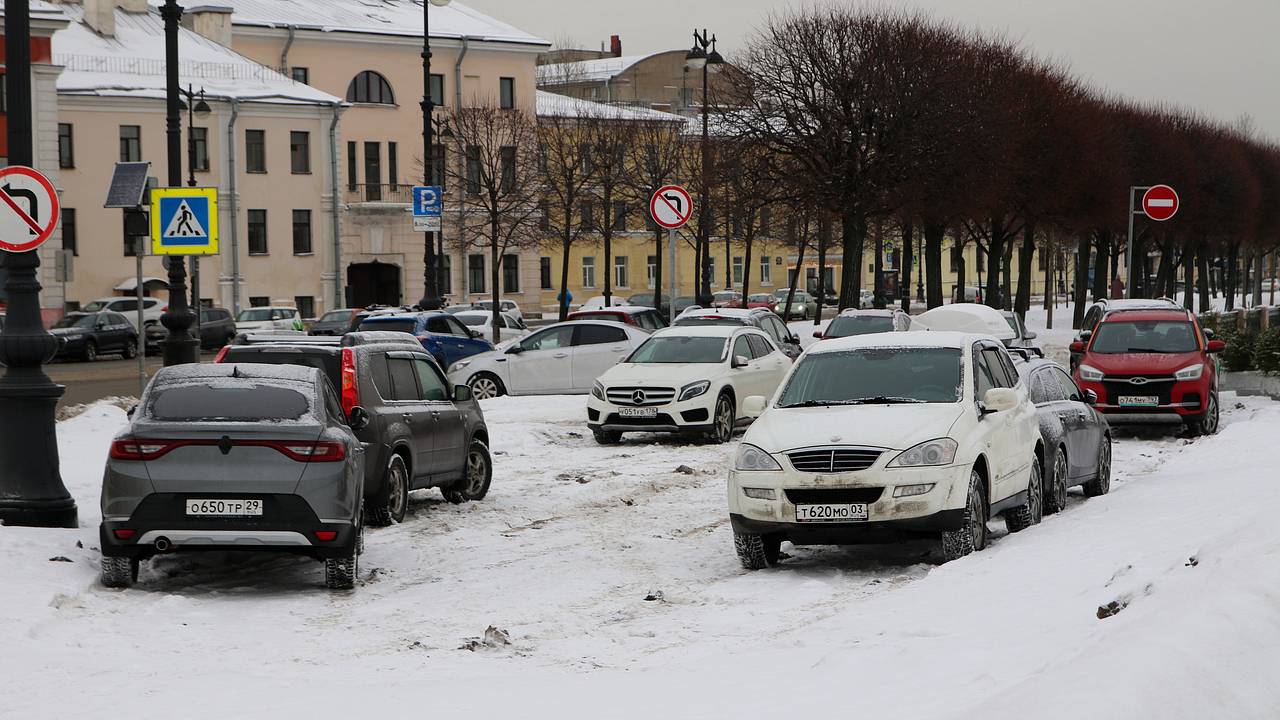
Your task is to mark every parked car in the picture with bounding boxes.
[1072,307,1224,436]
[672,296,700,316]
[588,325,791,445]
[235,306,304,334]
[80,296,165,332]
[1072,297,1181,369]
[454,310,529,344]
[145,307,236,354]
[357,311,494,368]
[99,363,366,589]
[629,293,671,316]
[443,303,476,315]
[953,286,983,304]
[310,308,362,336]
[1018,358,1112,513]
[348,305,416,333]
[911,304,1018,346]
[568,305,667,331]
[711,290,743,309]
[52,311,138,361]
[727,331,1043,568]
[815,308,908,339]
[471,298,525,323]
[746,293,778,312]
[773,289,817,319]
[675,307,802,361]
[447,320,649,399]
[218,331,492,525]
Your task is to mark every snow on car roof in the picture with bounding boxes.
[680,308,765,318]
[570,306,655,315]
[153,362,320,385]
[1098,298,1180,309]
[652,324,747,339]
[808,330,983,354]
[910,304,1017,341]
[838,308,900,317]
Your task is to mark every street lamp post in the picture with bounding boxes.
[685,29,723,307]
[181,85,210,342]
[159,0,198,366]
[419,0,452,310]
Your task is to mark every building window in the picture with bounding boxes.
[119,125,141,162]
[294,296,315,319]
[539,256,552,289]
[346,70,395,105]
[466,145,481,194]
[760,207,772,236]
[580,200,594,230]
[582,256,596,288]
[290,131,310,174]
[430,144,446,188]
[364,142,382,199]
[732,256,744,285]
[58,124,74,168]
[346,141,358,191]
[292,210,312,255]
[249,296,270,307]
[707,257,716,286]
[191,127,209,172]
[538,200,550,231]
[290,67,309,85]
[429,74,445,107]
[439,255,453,296]
[612,203,627,231]
[499,146,516,192]
[614,256,629,288]
[248,209,268,255]
[759,256,772,285]
[502,254,520,293]
[388,141,399,189]
[62,208,77,256]
[647,255,656,289]
[499,77,515,109]
[246,129,266,172]
[468,254,485,294]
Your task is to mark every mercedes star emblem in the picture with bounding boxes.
[632,389,646,404]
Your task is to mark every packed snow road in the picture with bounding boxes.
[3,391,1280,718]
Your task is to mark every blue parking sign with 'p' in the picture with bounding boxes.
[413,186,442,217]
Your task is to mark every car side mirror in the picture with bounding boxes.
[1069,341,1085,353]
[453,384,473,402]
[1025,330,1037,340]
[812,330,823,339]
[981,387,1019,414]
[1084,389,1098,406]
[732,354,749,369]
[1080,330,1092,341]
[468,329,483,339]
[506,344,524,355]
[1207,339,1226,353]
[347,406,370,431]
[742,395,767,417]
[126,404,137,419]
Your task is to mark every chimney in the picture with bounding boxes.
[82,0,116,37]
[180,5,234,47]
[610,35,621,57]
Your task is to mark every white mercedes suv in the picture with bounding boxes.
[728,331,1043,567]
[587,325,791,444]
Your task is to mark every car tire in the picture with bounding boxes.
[366,454,409,527]
[1082,435,1112,497]
[444,439,492,503]
[83,340,97,363]
[1044,446,1069,515]
[941,468,987,562]
[733,530,782,570]
[592,428,622,445]
[324,523,361,590]
[706,394,735,444]
[101,556,138,588]
[122,338,138,359]
[1005,455,1044,532]
[1185,392,1220,437]
[468,372,506,400]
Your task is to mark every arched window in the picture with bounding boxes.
[346,70,395,105]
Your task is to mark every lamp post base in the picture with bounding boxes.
[0,377,77,529]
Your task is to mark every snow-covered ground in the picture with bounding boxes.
[4,310,1280,718]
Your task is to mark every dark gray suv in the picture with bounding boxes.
[218,331,491,526]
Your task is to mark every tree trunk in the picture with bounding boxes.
[924,221,945,308]
[1044,234,1054,329]
[1001,238,1014,309]
[872,219,885,308]
[955,244,967,302]
[490,215,502,346]
[741,232,754,302]
[558,212,573,322]
[1092,231,1109,301]
[1015,221,1035,317]
[1197,247,1211,312]
[1253,249,1264,307]
[782,237,806,322]
[1224,243,1238,311]
[1073,234,1091,328]
[603,226,613,308]
[1154,241,1173,300]
[815,217,830,323]
[838,209,865,311]
[985,216,1003,308]
[900,218,914,313]
[1183,246,1195,312]
[652,227,664,315]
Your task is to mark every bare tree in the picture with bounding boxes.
[538,99,599,320]
[624,118,690,313]
[581,116,636,308]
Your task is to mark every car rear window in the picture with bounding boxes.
[673,316,747,327]
[361,319,417,335]
[223,349,340,389]
[826,315,895,338]
[148,383,311,422]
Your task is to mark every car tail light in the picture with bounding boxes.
[112,529,136,540]
[340,347,358,415]
[109,438,184,461]
[314,530,338,542]
[271,441,346,462]
[213,345,231,363]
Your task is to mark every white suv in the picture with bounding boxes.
[235,306,304,334]
[588,325,791,444]
[728,331,1043,567]
[80,297,165,332]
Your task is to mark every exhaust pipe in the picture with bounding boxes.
[154,537,173,552]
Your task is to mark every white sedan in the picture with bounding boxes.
[454,310,528,344]
[447,320,649,399]
[587,325,792,445]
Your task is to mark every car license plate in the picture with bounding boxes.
[185,499,263,517]
[618,406,657,418]
[796,503,868,523]
[1118,396,1159,407]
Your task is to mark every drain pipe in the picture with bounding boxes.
[280,25,296,75]
[453,36,470,300]
[227,98,241,316]
[329,101,343,309]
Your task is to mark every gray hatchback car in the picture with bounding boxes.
[99,363,367,590]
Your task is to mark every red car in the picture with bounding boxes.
[566,306,668,331]
[745,293,777,312]
[1071,308,1225,436]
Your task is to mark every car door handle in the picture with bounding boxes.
[431,410,441,422]
[553,353,568,359]
[402,413,413,423]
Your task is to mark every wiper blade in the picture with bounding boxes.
[850,396,927,404]
[778,399,867,408]
[1125,348,1175,353]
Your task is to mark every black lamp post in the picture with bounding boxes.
[181,85,210,339]
[685,29,723,307]
[419,0,452,310]
[432,115,453,299]
[159,0,197,366]
[0,0,77,527]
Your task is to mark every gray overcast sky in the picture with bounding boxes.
[466,0,1280,139]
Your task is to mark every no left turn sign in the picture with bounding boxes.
[650,185,693,229]
[0,165,60,253]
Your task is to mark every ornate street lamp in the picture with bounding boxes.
[158,0,198,366]
[686,29,723,306]
[420,0,452,309]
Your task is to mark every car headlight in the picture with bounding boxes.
[893,483,936,498]
[888,438,958,468]
[679,380,711,402]
[735,443,782,471]
[1174,364,1203,381]
[1077,364,1104,382]
[591,381,604,400]
[449,360,471,374]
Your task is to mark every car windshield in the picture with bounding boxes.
[1090,321,1198,354]
[360,319,417,335]
[148,383,311,422]
[714,292,738,301]
[826,316,895,338]
[54,314,95,329]
[237,309,276,322]
[456,315,487,327]
[80,301,108,312]
[748,294,772,302]
[319,310,349,322]
[627,336,727,363]
[778,347,963,406]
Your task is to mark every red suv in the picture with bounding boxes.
[1071,309,1225,436]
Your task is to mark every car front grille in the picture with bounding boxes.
[785,487,884,504]
[604,413,676,426]
[787,447,883,473]
[1101,374,1176,406]
[605,386,676,406]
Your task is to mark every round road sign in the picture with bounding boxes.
[650,185,693,230]
[1142,184,1179,222]
[0,166,60,253]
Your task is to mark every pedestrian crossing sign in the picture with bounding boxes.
[150,187,218,255]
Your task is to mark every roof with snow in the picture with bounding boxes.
[536,91,685,123]
[537,55,650,86]
[163,0,548,45]
[53,6,341,106]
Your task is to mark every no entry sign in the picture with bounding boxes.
[0,165,60,253]
[650,185,693,229]
[1142,184,1179,222]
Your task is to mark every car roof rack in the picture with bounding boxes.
[232,332,333,346]
[342,331,424,349]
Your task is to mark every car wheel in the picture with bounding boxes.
[444,439,492,503]
[1005,454,1044,532]
[733,530,782,570]
[592,428,622,445]
[366,454,409,527]
[469,373,505,400]
[1082,435,1112,497]
[83,340,97,362]
[1186,392,1220,437]
[101,555,138,588]
[122,338,138,359]
[941,468,987,561]
[1044,446,1069,515]
[324,523,360,590]
[707,394,735,444]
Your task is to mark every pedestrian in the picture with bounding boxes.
[557,287,573,316]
